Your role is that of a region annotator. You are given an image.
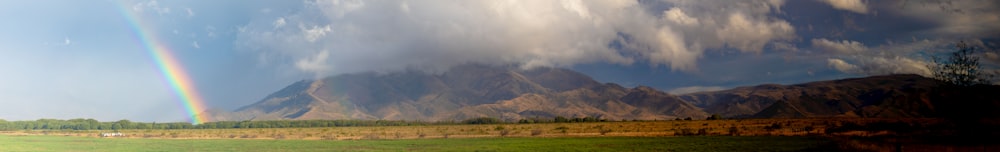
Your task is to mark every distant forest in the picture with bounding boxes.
[0,116,642,131]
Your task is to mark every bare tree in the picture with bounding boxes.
[930,41,994,86]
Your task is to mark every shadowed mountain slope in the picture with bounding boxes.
[202,65,1000,122]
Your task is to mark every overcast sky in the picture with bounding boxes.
[1,0,998,122]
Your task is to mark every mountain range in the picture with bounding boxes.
[201,64,1000,122]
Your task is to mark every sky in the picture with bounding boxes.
[0,0,998,122]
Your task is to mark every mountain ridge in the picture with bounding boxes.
[201,65,1000,122]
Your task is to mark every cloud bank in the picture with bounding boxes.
[822,39,947,77]
[236,0,796,77]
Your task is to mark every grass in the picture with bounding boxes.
[6,118,972,151]
[0,135,831,152]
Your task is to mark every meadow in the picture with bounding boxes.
[3,118,932,140]
[4,118,996,151]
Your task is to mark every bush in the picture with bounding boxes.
[765,123,783,132]
[531,129,543,136]
[728,127,739,136]
[707,114,723,120]
[555,126,569,134]
[599,129,612,135]
[499,129,511,137]
[677,128,695,136]
[697,128,708,135]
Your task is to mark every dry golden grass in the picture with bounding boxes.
[0,118,942,140]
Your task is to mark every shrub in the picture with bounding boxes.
[678,128,695,136]
[499,129,511,137]
[765,123,783,132]
[531,129,543,136]
[728,127,739,136]
[599,129,612,135]
[706,114,723,120]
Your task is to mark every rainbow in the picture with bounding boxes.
[117,2,209,124]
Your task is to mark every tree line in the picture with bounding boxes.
[0,119,432,131]
[0,119,195,131]
[0,115,718,131]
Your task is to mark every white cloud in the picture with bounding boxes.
[828,57,932,76]
[820,0,868,14]
[668,86,727,94]
[295,50,331,76]
[63,37,71,45]
[317,0,365,18]
[191,41,200,49]
[812,38,867,54]
[132,0,171,15]
[273,17,286,29]
[236,0,797,77]
[663,8,698,26]
[300,24,330,43]
[827,58,859,73]
[186,8,194,17]
[716,12,796,53]
[862,56,932,76]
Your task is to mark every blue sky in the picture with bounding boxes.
[0,0,998,122]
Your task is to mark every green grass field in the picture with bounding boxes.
[0,135,832,151]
